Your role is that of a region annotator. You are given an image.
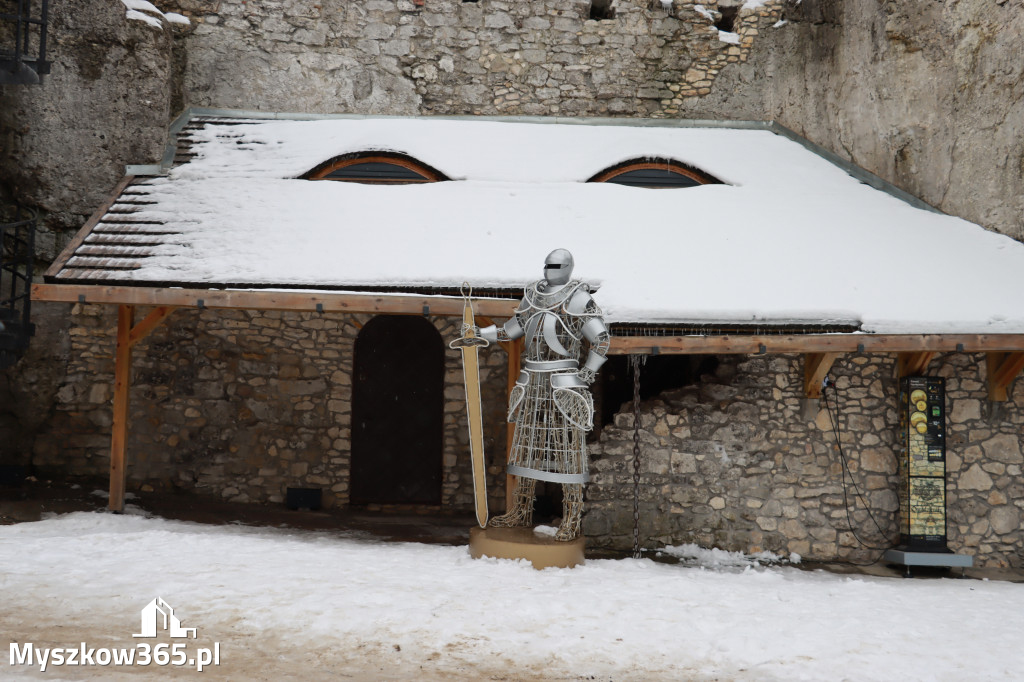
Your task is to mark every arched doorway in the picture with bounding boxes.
[350,315,444,504]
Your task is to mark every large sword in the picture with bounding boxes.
[449,284,490,528]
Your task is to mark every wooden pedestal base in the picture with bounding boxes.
[469,526,585,569]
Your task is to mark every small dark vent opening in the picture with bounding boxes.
[715,6,738,33]
[589,0,616,20]
[594,355,720,430]
[462,0,479,3]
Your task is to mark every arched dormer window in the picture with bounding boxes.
[303,152,448,184]
[588,159,721,188]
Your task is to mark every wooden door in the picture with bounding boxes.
[350,315,444,504]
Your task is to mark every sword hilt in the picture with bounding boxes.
[450,281,490,349]
[451,336,489,349]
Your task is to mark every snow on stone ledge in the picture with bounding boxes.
[120,0,190,29]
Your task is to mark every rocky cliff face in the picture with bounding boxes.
[684,0,1023,241]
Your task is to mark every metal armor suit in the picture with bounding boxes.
[479,249,609,541]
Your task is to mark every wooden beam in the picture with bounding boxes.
[988,352,1024,401]
[897,351,936,378]
[128,306,178,348]
[34,283,1024,354]
[505,338,523,513]
[804,352,840,398]
[609,333,1024,355]
[109,305,134,513]
[33,283,519,318]
[45,176,136,279]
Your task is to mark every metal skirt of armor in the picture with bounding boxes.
[506,359,593,484]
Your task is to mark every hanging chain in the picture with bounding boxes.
[631,354,642,559]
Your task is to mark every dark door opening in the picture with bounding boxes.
[594,354,721,430]
[351,315,444,504]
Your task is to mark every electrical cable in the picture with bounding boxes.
[821,377,897,563]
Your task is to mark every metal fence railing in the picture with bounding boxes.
[0,206,36,367]
[0,0,50,84]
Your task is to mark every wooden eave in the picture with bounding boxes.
[31,282,1024,356]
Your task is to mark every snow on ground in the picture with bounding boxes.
[3,512,1023,681]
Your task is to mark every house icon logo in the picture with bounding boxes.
[133,597,197,639]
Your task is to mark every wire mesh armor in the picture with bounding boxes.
[486,275,609,540]
[508,279,605,482]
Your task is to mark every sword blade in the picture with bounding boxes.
[451,295,489,528]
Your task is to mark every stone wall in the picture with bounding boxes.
[164,0,782,117]
[33,305,511,512]
[0,1,179,466]
[585,352,1024,568]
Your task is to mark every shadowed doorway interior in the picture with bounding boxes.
[350,315,444,504]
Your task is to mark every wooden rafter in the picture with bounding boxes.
[987,352,1024,402]
[128,306,178,348]
[804,352,840,399]
[897,351,937,378]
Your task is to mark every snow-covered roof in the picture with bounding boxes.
[48,113,1024,333]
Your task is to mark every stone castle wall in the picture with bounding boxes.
[167,0,781,118]
[586,353,1024,567]
[34,304,512,512]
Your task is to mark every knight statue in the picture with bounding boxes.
[478,248,609,541]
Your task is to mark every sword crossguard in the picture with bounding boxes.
[450,336,489,350]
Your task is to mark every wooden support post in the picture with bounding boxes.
[108,305,178,512]
[987,352,1024,402]
[897,351,936,378]
[505,338,523,512]
[109,305,135,512]
[804,352,839,399]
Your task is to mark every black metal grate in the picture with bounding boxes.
[323,161,432,184]
[1,205,36,367]
[0,0,50,85]
[603,168,701,189]
[609,321,862,337]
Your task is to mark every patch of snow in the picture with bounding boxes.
[121,0,162,13]
[533,525,558,537]
[694,4,715,21]
[742,0,768,9]
[124,8,162,29]
[773,19,788,28]
[659,0,673,9]
[658,543,786,569]
[718,30,741,44]
[120,0,191,29]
